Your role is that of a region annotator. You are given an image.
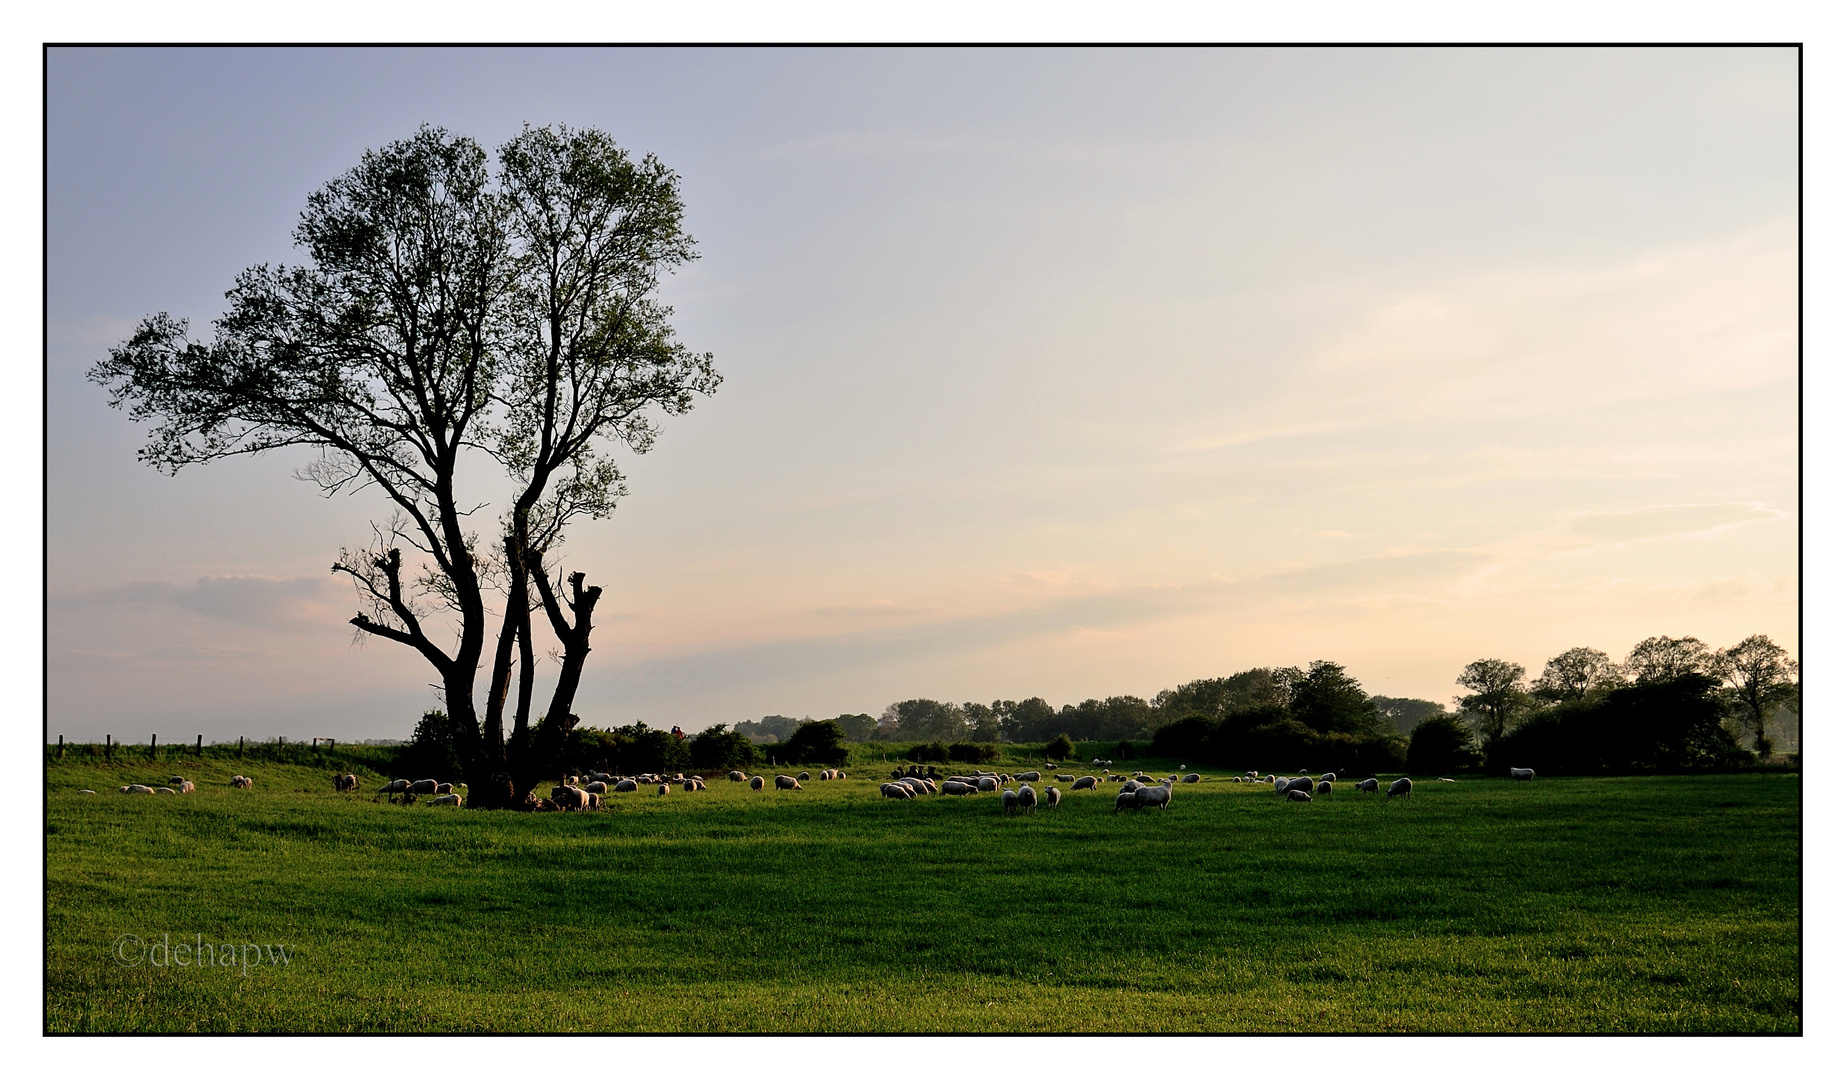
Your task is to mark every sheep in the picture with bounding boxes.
[1438,777,1458,783]
[728,770,746,782]
[585,780,608,794]
[119,784,154,794]
[333,773,359,792]
[379,779,411,795]
[1054,773,1074,783]
[940,781,977,796]
[154,787,176,795]
[1316,781,1332,795]
[880,782,913,799]
[1113,790,1138,812]
[775,774,802,791]
[614,778,638,793]
[1121,779,1142,794]
[429,793,462,806]
[1355,777,1379,793]
[169,775,187,786]
[1321,772,1338,783]
[230,775,254,789]
[683,780,699,792]
[552,786,590,810]
[1387,777,1413,799]
[1265,774,1275,784]
[1278,776,1315,795]
[409,779,440,795]
[1287,789,1313,802]
[749,775,765,791]
[77,789,96,795]
[1001,788,1020,813]
[1135,783,1172,810]
[1134,773,1154,783]
[178,780,196,794]
[1017,771,1041,782]
[836,771,847,779]
[1510,768,1536,781]
[1017,784,1038,813]
[1046,786,1062,809]
[976,776,998,792]
[1072,775,1098,791]
[1182,773,1201,784]
[434,782,454,795]
[797,771,811,782]
[899,777,930,796]
[585,792,603,809]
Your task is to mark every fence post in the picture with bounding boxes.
[196,734,203,756]
[238,736,244,761]
[105,734,112,760]
[150,732,158,759]
[57,734,64,760]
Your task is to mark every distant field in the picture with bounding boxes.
[44,756,1799,1032]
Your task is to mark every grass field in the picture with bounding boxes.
[43,753,1799,1032]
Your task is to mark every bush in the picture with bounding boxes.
[1406,714,1481,774]
[781,720,849,766]
[1150,715,1215,759]
[1044,734,1076,761]
[406,710,461,779]
[905,741,949,763]
[1113,739,1137,760]
[1485,674,1745,775]
[947,742,999,764]
[688,724,758,772]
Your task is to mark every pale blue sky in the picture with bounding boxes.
[47,46,1798,741]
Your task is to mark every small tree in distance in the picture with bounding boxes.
[1044,734,1076,761]
[1456,658,1529,743]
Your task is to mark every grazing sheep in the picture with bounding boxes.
[657,784,671,796]
[1355,777,1379,793]
[168,775,187,785]
[1018,784,1038,813]
[683,780,699,791]
[1047,787,1062,809]
[1055,773,1075,783]
[976,776,998,792]
[728,770,746,782]
[429,793,462,806]
[1287,789,1313,802]
[1017,771,1041,782]
[1387,777,1413,799]
[585,793,602,809]
[177,780,195,794]
[333,773,359,792]
[585,780,608,794]
[1182,773,1201,784]
[1113,790,1138,812]
[1265,774,1275,784]
[1135,783,1172,810]
[551,786,590,810]
[749,775,765,790]
[614,778,638,793]
[837,771,847,779]
[1510,768,1536,781]
[1438,777,1457,783]
[230,775,254,789]
[1278,776,1315,795]
[379,779,411,795]
[119,784,154,794]
[879,782,911,799]
[1316,781,1332,795]
[775,774,802,791]
[940,781,976,796]
[899,777,929,796]
[1321,772,1338,783]
[1121,779,1142,794]
[1001,788,1019,813]
[1134,774,1154,783]
[797,771,811,781]
[1072,775,1098,791]
[434,782,454,795]
[78,789,97,794]
[154,787,176,795]
[409,779,440,795]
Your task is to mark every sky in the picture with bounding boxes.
[45,46,1799,742]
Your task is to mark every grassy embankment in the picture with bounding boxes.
[44,751,1798,1032]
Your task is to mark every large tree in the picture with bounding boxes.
[1454,658,1529,743]
[1624,635,1712,684]
[90,124,719,808]
[1713,634,1798,756]
[1530,646,1625,703]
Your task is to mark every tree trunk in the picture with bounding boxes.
[510,562,602,798]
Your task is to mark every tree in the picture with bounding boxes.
[1152,669,1288,722]
[959,702,1004,742]
[1286,661,1381,736]
[1044,734,1076,761]
[993,697,1057,743]
[1713,634,1798,755]
[407,709,463,778]
[1624,635,1712,684]
[1405,714,1479,774]
[1455,658,1528,743]
[827,713,878,743]
[90,125,719,808]
[1369,696,1448,737]
[882,699,966,742]
[1531,647,1624,703]
[688,724,758,772]
[781,720,849,766]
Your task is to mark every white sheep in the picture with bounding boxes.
[585,780,608,794]
[78,789,96,794]
[1279,776,1315,796]
[1055,773,1075,783]
[429,793,462,806]
[230,775,254,789]
[880,782,913,799]
[775,774,802,791]
[797,771,811,781]
[378,779,411,795]
[1047,787,1062,809]
[333,773,359,792]
[749,775,765,790]
[1510,768,1536,781]
[1320,772,1337,782]
[614,778,638,793]
[1017,771,1041,782]
[1387,777,1413,799]
[1113,790,1138,812]
[1182,773,1201,784]
[940,781,977,796]
[119,784,154,794]
[1122,779,1142,794]
[1135,783,1172,810]
[1287,789,1313,803]
[1355,777,1379,793]
[1018,784,1038,813]
[728,770,745,782]
[1072,776,1097,790]
[1001,788,1019,813]
[154,787,176,795]
[409,779,440,795]
[976,776,998,792]
[1316,780,1332,794]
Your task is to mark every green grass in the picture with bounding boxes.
[44,757,1798,1032]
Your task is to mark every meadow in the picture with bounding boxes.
[43,750,1798,1032]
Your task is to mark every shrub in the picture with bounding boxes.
[1150,715,1215,759]
[781,720,850,766]
[905,741,949,763]
[948,742,999,764]
[406,710,461,778]
[1044,734,1076,761]
[1406,714,1481,774]
[1113,739,1137,760]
